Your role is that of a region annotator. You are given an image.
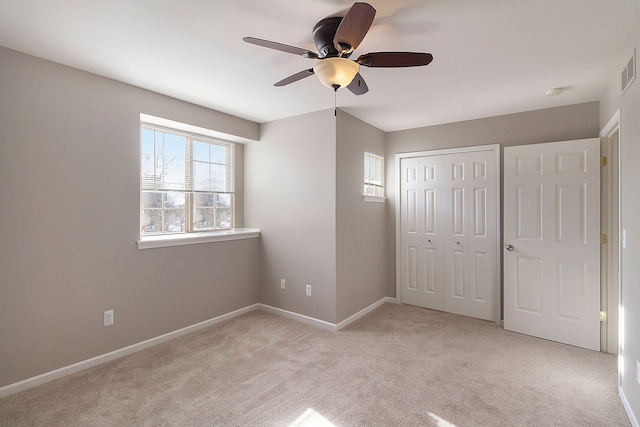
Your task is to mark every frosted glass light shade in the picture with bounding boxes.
[313,58,359,88]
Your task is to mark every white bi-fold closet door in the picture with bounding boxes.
[397,145,500,322]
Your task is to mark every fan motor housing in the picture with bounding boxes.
[313,17,351,59]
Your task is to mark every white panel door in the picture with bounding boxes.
[443,151,496,321]
[399,155,445,311]
[504,139,600,351]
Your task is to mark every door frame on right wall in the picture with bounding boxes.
[600,110,621,356]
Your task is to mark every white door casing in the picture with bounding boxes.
[397,145,500,322]
[503,139,601,351]
[600,110,621,355]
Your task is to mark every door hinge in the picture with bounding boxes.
[601,156,607,167]
[600,311,607,322]
[601,233,607,244]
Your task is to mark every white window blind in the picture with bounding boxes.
[140,123,235,236]
[364,152,384,198]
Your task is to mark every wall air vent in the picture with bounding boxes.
[622,48,636,95]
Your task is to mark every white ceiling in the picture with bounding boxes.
[0,0,638,132]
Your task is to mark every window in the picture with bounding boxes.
[364,152,384,201]
[140,123,234,237]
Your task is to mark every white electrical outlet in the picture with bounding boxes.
[280,279,286,290]
[305,284,311,297]
[104,309,114,326]
[637,360,640,385]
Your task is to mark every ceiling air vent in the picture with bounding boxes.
[622,48,636,95]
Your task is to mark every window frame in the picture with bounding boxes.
[139,122,236,239]
[364,151,385,203]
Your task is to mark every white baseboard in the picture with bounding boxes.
[620,386,639,427]
[0,298,394,398]
[335,297,396,331]
[259,297,395,332]
[0,304,260,399]
[258,304,338,331]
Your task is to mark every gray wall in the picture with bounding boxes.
[384,102,600,297]
[244,109,389,325]
[0,47,261,387]
[244,110,337,323]
[600,33,640,417]
[336,111,387,323]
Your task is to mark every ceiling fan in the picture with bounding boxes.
[243,2,433,95]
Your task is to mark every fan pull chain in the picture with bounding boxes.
[333,85,338,117]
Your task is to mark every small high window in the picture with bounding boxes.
[364,152,384,201]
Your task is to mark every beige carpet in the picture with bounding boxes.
[0,303,629,426]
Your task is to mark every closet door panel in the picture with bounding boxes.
[443,151,496,321]
[443,153,469,316]
[398,147,498,322]
[399,156,445,311]
[466,150,496,320]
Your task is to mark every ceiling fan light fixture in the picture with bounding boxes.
[243,2,433,95]
[313,58,359,89]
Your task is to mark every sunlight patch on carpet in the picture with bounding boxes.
[429,412,458,427]
[288,408,336,427]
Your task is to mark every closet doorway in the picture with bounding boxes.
[396,145,500,322]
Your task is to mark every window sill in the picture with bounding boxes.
[364,196,386,203]
[137,228,260,249]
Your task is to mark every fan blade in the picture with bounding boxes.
[357,52,434,68]
[274,69,315,87]
[347,73,369,95]
[243,37,318,59]
[333,2,376,54]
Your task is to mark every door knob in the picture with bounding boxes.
[506,244,514,251]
